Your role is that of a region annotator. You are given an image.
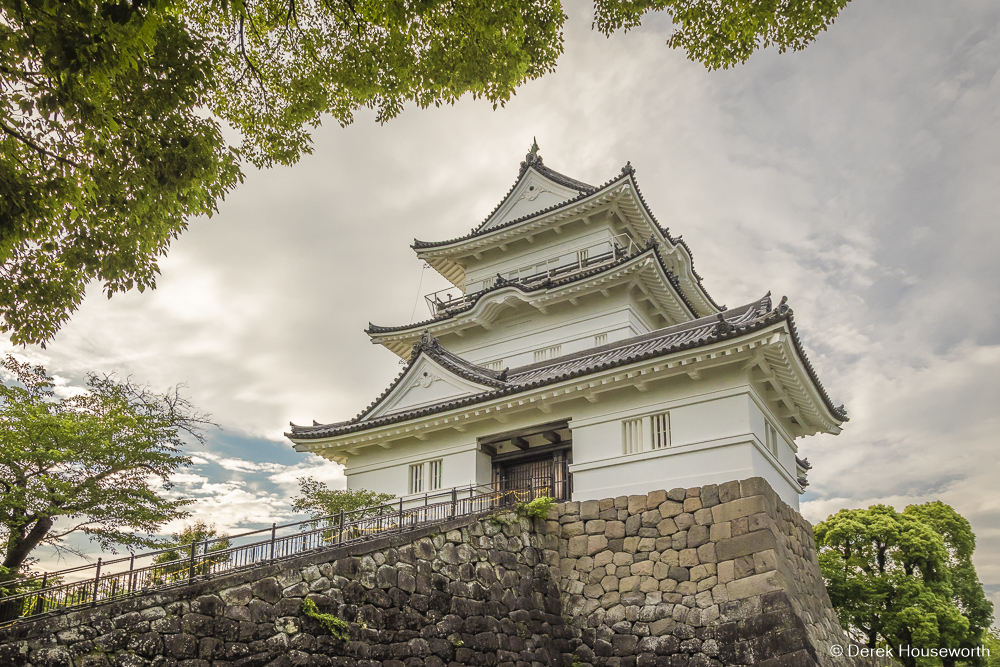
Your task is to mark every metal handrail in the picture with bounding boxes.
[425,236,642,317]
[0,484,551,623]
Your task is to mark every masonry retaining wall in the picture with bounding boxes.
[0,478,883,667]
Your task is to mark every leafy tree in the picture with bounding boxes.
[1,0,852,345]
[903,502,995,667]
[292,477,394,526]
[815,503,993,667]
[0,356,213,586]
[151,520,231,584]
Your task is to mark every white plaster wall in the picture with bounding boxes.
[339,361,805,508]
[443,292,657,369]
[463,222,624,291]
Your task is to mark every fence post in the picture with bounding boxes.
[188,542,196,583]
[92,558,102,607]
[338,510,345,545]
[128,553,135,593]
[530,477,536,500]
[38,573,48,615]
[451,487,457,518]
[399,497,404,533]
[269,523,277,563]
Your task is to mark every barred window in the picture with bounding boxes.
[766,423,779,456]
[429,460,443,491]
[594,333,608,346]
[623,411,671,454]
[651,412,671,449]
[623,417,643,455]
[483,359,504,371]
[534,344,562,363]
[409,463,424,494]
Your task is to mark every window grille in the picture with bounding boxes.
[766,424,779,456]
[483,359,504,371]
[409,463,424,494]
[534,344,562,363]
[623,417,643,455]
[623,411,671,454]
[577,248,589,267]
[594,333,608,346]
[651,412,671,449]
[429,460,443,490]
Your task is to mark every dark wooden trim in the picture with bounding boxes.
[477,419,571,446]
[542,430,562,444]
[490,440,572,463]
[512,437,529,450]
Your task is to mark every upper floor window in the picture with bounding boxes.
[765,423,779,456]
[623,411,671,454]
[534,344,562,363]
[429,460,443,491]
[409,463,424,494]
[594,333,608,346]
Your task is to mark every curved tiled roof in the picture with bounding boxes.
[411,167,628,251]
[289,295,847,440]
[366,245,697,336]
[410,159,724,314]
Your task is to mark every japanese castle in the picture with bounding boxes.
[286,146,846,510]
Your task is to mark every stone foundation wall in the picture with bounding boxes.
[554,478,875,667]
[0,478,883,667]
[0,514,564,667]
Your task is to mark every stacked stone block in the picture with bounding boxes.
[0,478,885,667]
[555,479,881,667]
[0,514,564,667]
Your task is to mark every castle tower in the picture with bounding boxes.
[286,146,846,509]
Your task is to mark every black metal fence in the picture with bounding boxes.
[0,483,547,624]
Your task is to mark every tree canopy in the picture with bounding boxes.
[815,502,994,667]
[1,0,852,345]
[0,356,212,585]
[292,476,394,524]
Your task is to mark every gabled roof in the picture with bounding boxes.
[471,152,595,232]
[366,244,699,345]
[410,158,725,317]
[288,295,848,441]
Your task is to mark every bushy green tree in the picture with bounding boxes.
[1,0,852,345]
[815,502,993,667]
[292,477,394,526]
[0,356,213,586]
[151,520,231,584]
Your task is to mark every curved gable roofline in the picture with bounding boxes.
[409,162,724,316]
[349,331,508,424]
[289,295,848,441]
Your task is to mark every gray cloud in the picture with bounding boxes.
[8,0,1000,608]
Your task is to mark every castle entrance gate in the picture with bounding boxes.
[478,420,573,500]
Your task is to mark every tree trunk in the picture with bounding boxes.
[1,516,54,583]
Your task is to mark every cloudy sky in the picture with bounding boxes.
[6,0,1000,607]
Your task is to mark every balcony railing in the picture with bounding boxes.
[424,234,641,318]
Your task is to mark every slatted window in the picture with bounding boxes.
[766,423,779,456]
[534,344,562,363]
[594,333,608,346]
[577,248,589,267]
[623,417,643,454]
[429,460,443,490]
[483,359,504,371]
[409,463,424,494]
[651,412,671,449]
[624,411,671,454]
